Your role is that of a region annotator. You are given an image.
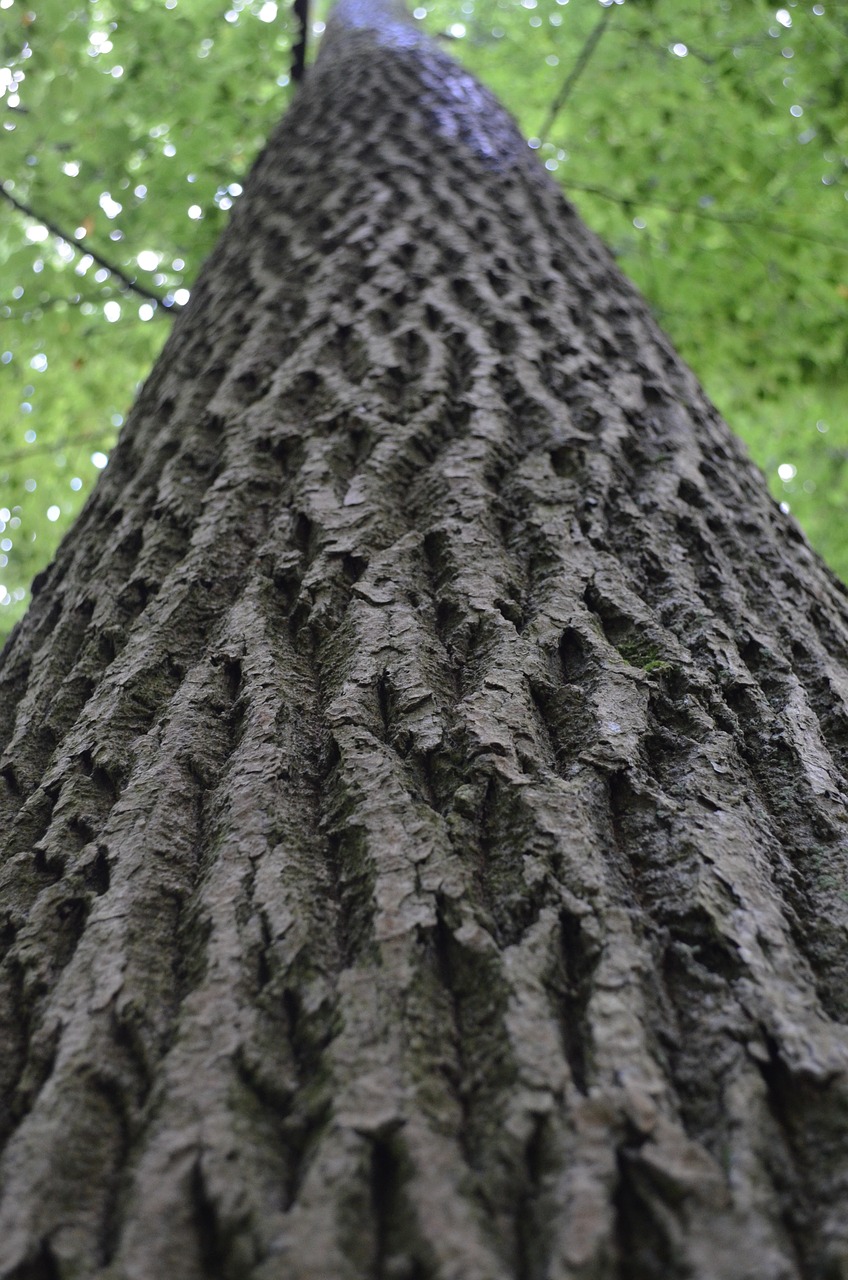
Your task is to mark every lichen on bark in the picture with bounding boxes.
[1,1,848,1277]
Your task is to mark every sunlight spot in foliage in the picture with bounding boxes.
[174,288,190,306]
[413,6,426,16]
[163,142,176,156]
[313,20,325,33]
[111,414,124,427]
[111,65,124,78]
[448,23,466,37]
[70,478,83,491]
[99,191,122,218]
[545,54,559,66]
[24,430,36,443]
[137,250,160,271]
[94,268,110,283]
[24,479,35,491]
[91,452,108,470]
[633,216,647,229]
[775,9,792,27]
[789,104,803,117]
[812,4,825,12]
[778,463,797,481]
[257,2,277,22]
[225,10,239,23]
[528,137,541,149]
[817,421,829,434]
[139,303,155,321]
[46,505,60,522]
[780,501,791,513]
[62,161,81,177]
[20,403,32,414]
[188,204,203,220]
[25,225,48,243]
[228,184,243,197]
[521,0,537,9]
[88,32,113,56]
[529,16,541,26]
[671,43,688,57]
[545,159,558,170]
[29,354,47,372]
[103,301,121,322]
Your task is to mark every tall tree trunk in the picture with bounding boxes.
[2,2,848,1276]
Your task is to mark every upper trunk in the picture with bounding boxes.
[1,2,848,1277]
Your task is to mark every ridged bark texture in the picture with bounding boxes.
[2,3,848,1277]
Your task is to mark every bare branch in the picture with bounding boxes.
[0,429,113,467]
[564,178,848,252]
[0,185,181,310]
[291,0,309,83]
[539,6,614,141]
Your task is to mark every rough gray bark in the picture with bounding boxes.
[1,1,848,1276]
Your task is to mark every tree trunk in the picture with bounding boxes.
[2,2,848,1276]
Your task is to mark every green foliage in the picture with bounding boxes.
[1,0,846,638]
[437,0,848,576]
[1,0,295,633]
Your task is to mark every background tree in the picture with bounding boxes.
[1,0,847,638]
[2,0,848,1275]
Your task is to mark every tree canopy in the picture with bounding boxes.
[1,0,846,639]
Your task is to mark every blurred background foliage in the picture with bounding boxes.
[1,0,846,638]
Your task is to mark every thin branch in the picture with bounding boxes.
[0,295,89,319]
[0,184,180,309]
[291,0,309,83]
[1,429,113,467]
[538,5,614,140]
[1,291,172,321]
[563,178,848,252]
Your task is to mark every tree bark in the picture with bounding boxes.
[2,2,848,1276]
